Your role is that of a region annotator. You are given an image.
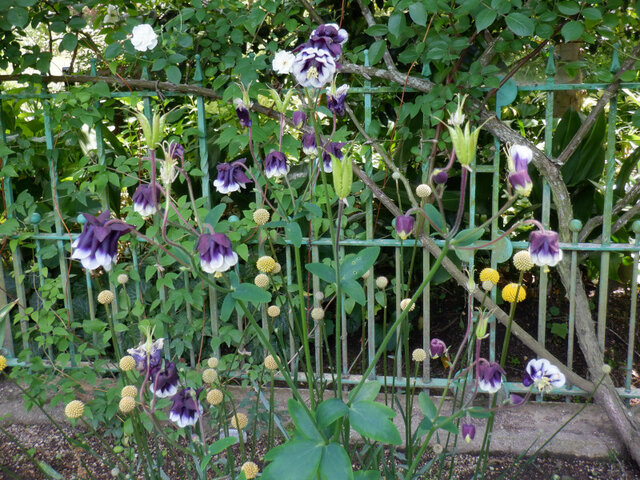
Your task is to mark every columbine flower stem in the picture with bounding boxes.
[103,301,123,360]
[450,167,468,237]
[268,369,275,450]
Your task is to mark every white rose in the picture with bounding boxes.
[131,24,158,52]
[272,50,295,75]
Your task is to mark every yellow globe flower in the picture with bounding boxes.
[254,273,269,288]
[412,348,427,362]
[502,283,526,303]
[230,412,248,430]
[121,385,138,398]
[0,355,7,373]
[207,357,219,369]
[375,276,389,289]
[119,396,136,414]
[207,389,224,406]
[65,400,85,419]
[202,368,218,384]
[117,273,129,285]
[267,305,281,317]
[272,262,282,274]
[311,307,324,321]
[481,280,495,292]
[400,298,415,312]
[416,184,432,199]
[264,355,278,371]
[97,290,115,305]
[513,251,534,272]
[479,268,499,285]
[257,256,276,273]
[253,208,270,226]
[119,355,136,372]
[241,461,259,479]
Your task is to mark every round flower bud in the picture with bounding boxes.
[264,355,278,370]
[314,291,324,301]
[121,385,137,398]
[501,283,526,303]
[479,268,500,285]
[119,355,136,372]
[400,298,415,312]
[257,256,277,273]
[241,461,259,480]
[117,274,129,285]
[207,357,219,369]
[392,171,401,180]
[432,443,444,455]
[311,307,325,321]
[376,276,389,289]
[119,396,136,414]
[207,389,224,405]
[97,290,115,305]
[254,273,270,288]
[416,184,432,199]
[267,305,281,317]
[602,364,612,375]
[362,269,371,280]
[482,280,495,292]
[65,400,85,419]
[202,368,218,384]
[253,208,270,225]
[230,412,248,430]
[0,355,6,373]
[272,262,282,274]
[513,251,534,272]
[412,348,427,362]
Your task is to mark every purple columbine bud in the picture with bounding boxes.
[322,141,346,173]
[508,170,533,197]
[528,229,563,267]
[523,358,566,393]
[71,211,133,272]
[462,423,476,443]
[197,232,239,274]
[264,151,289,179]
[213,159,251,194]
[132,184,162,218]
[430,338,447,358]
[431,168,448,185]
[478,359,506,394]
[302,132,317,155]
[169,388,203,428]
[292,110,307,128]
[326,84,349,117]
[233,98,251,128]
[149,361,179,398]
[509,394,525,405]
[168,142,184,160]
[395,215,414,240]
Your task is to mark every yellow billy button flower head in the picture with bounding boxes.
[121,385,138,398]
[207,357,219,369]
[117,273,129,285]
[502,283,526,303]
[119,355,136,372]
[230,412,248,430]
[400,298,415,312]
[513,250,534,272]
[207,389,224,406]
[254,273,269,288]
[412,348,427,362]
[0,355,7,373]
[119,396,136,414]
[202,369,218,384]
[264,354,278,371]
[257,256,276,273]
[482,280,495,292]
[241,462,259,480]
[376,276,389,289]
[65,400,85,419]
[267,305,281,317]
[97,290,115,305]
[416,183,432,199]
[479,268,499,285]
[253,208,270,226]
[311,307,325,321]
[272,262,282,274]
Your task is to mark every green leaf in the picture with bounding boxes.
[288,399,323,441]
[409,3,427,26]
[232,283,271,306]
[557,1,579,15]
[467,407,492,418]
[36,462,64,480]
[418,392,437,421]
[582,7,602,20]
[489,231,513,264]
[319,443,354,480]
[505,12,534,37]
[340,279,366,305]
[451,227,484,247]
[476,8,497,31]
[263,438,323,480]
[285,222,303,248]
[434,416,459,434]
[339,247,380,282]
[60,33,78,52]
[367,39,386,66]
[349,381,381,403]
[388,12,403,37]
[496,77,518,108]
[0,299,18,349]
[424,204,444,232]
[7,7,29,28]
[365,25,387,36]
[104,42,122,59]
[349,401,401,445]
[220,294,236,322]
[165,65,182,84]
[305,263,336,284]
[316,398,349,429]
[561,21,584,42]
[353,471,381,480]
[204,204,226,229]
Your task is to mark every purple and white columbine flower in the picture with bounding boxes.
[523,358,566,393]
[272,50,296,75]
[132,184,162,218]
[264,151,289,178]
[508,170,533,197]
[213,159,251,194]
[292,47,337,89]
[528,229,563,267]
[168,142,184,161]
[509,394,525,405]
[430,338,447,358]
[292,110,307,128]
[302,132,317,155]
[327,84,349,117]
[197,233,238,274]
[71,211,133,272]
[322,142,345,172]
[127,338,164,373]
[150,361,179,398]
[507,144,533,173]
[307,23,348,58]
[462,423,476,443]
[233,98,251,128]
[395,215,414,240]
[169,388,203,428]
[478,359,505,394]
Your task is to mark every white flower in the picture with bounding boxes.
[104,5,120,24]
[272,50,296,75]
[131,24,158,52]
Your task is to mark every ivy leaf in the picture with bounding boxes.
[505,12,534,37]
[409,3,427,26]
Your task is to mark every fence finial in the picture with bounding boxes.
[609,44,620,74]
[193,54,203,84]
[545,45,556,77]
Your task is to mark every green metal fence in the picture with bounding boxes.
[1,49,639,400]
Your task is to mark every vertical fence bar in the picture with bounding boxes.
[31,214,55,359]
[311,244,322,376]
[566,219,581,398]
[395,248,402,377]
[286,246,297,375]
[421,63,432,383]
[489,102,502,362]
[625,221,640,396]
